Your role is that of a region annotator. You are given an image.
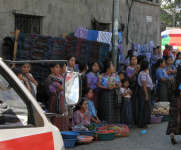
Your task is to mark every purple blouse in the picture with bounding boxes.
[72,110,91,127]
[86,72,98,90]
[138,71,153,90]
[126,66,136,81]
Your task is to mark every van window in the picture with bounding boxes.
[0,74,28,127]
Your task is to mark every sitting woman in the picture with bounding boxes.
[83,88,101,124]
[72,99,91,130]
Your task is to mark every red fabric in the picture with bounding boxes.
[163,49,170,57]
[52,116,69,131]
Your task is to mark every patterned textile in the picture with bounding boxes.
[99,73,120,88]
[74,27,88,39]
[86,72,98,90]
[98,89,120,123]
[167,97,181,135]
[165,65,177,79]
[72,110,91,127]
[126,66,137,81]
[166,79,181,135]
[120,97,133,126]
[97,31,112,44]
[16,33,110,95]
[118,32,122,43]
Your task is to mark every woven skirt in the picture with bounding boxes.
[98,89,120,123]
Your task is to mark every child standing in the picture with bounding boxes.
[120,79,133,127]
[13,67,32,92]
[20,63,38,97]
[118,71,126,83]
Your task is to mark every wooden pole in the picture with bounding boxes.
[12,30,20,68]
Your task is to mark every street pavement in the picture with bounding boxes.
[68,122,181,150]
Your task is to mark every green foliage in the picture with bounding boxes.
[160,0,181,27]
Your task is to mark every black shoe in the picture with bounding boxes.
[170,134,177,145]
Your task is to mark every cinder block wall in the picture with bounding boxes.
[0,0,160,57]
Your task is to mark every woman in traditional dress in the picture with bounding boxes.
[66,55,78,72]
[79,63,89,95]
[86,62,100,108]
[97,61,121,123]
[156,59,169,101]
[126,55,140,124]
[137,61,153,128]
[46,63,69,131]
[167,65,181,145]
[72,99,91,130]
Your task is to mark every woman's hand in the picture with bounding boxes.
[25,73,38,86]
[95,119,101,124]
[108,86,114,90]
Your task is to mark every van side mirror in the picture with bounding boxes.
[64,72,80,106]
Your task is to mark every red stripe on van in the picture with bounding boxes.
[0,132,54,150]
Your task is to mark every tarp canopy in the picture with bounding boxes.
[161,29,181,50]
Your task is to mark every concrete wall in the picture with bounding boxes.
[0,0,160,56]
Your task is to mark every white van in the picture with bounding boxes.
[0,58,65,150]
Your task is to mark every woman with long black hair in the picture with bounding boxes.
[137,61,153,128]
[97,61,121,123]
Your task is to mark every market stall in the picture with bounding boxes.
[161,29,181,51]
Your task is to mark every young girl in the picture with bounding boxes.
[86,62,100,108]
[67,55,78,72]
[118,71,126,82]
[165,56,177,80]
[46,63,69,131]
[13,67,31,92]
[20,63,38,97]
[83,88,101,124]
[126,56,140,124]
[120,79,133,127]
[72,99,91,130]
[47,64,64,113]
[137,61,153,128]
[86,62,100,90]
